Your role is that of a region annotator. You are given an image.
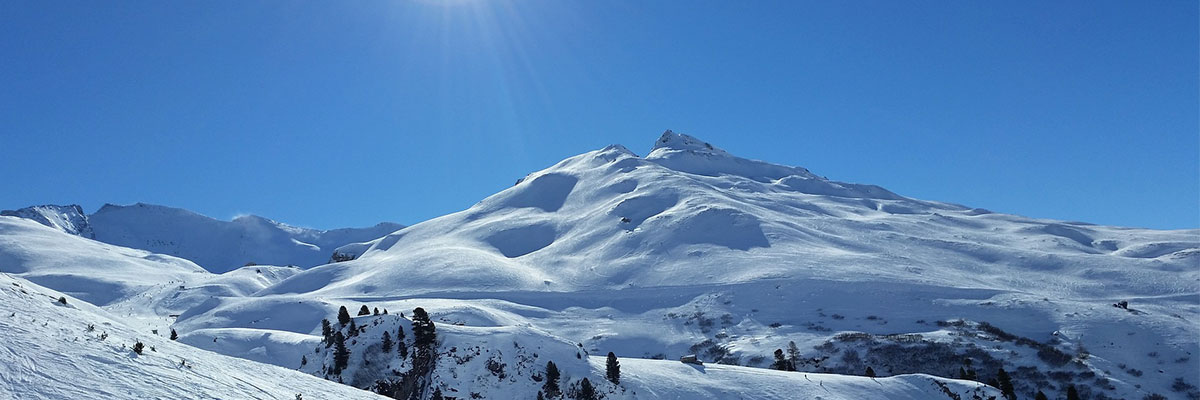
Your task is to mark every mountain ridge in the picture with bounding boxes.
[2,202,404,273]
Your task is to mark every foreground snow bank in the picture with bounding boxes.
[0,273,386,400]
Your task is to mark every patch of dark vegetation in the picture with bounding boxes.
[675,310,718,334]
[932,378,998,400]
[485,356,507,380]
[689,339,736,365]
[795,319,1121,400]
[1172,377,1200,400]
[1037,346,1072,366]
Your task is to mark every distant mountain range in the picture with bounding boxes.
[2,202,403,272]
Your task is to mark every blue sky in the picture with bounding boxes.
[1,1,1196,230]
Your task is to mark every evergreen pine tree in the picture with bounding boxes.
[411,307,436,348]
[786,341,800,371]
[959,367,969,380]
[133,341,145,354]
[348,320,358,337]
[537,391,544,400]
[772,349,789,371]
[578,378,597,400]
[381,330,393,353]
[865,366,876,378]
[301,355,307,366]
[332,331,350,373]
[606,352,620,384]
[430,388,444,400]
[996,367,1016,400]
[338,306,351,326]
[383,309,388,315]
[396,325,409,358]
[1035,390,1048,400]
[321,319,333,346]
[543,361,561,398]
[1066,385,1080,400]
[358,305,371,316]
[170,329,178,340]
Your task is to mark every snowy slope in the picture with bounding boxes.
[0,215,304,332]
[599,357,999,400]
[1,204,94,238]
[265,306,1000,400]
[0,216,206,306]
[235,131,1197,400]
[295,131,1196,297]
[0,273,388,400]
[87,203,403,272]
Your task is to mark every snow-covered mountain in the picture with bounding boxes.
[1,204,94,238]
[0,131,1195,400]
[2,202,404,273]
[296,131,1195,298]
[245,131,1192,400]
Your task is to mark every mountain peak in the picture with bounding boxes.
[0,204,94,238]
[651,130,729,156]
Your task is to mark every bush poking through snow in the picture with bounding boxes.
[132,341,144,355]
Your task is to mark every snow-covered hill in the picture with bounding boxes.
[0,273,388,400]
[238,131,1194,400]
[1,202,405,272]
[291,131,1196,298]
[275,304,1000,400]
[1,204,94,238]
[88,203,404,272]
[0,216,206,306]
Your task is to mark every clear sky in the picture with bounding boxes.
[1,1,1196,230]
